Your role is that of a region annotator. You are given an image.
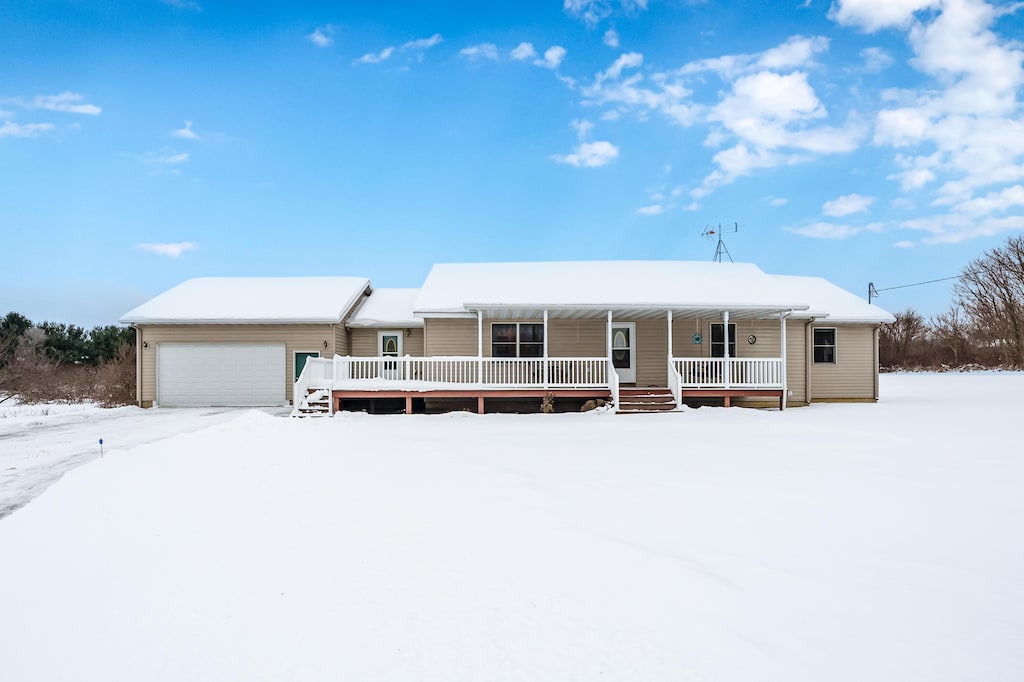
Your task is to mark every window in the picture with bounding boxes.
[710,323,736,358]
[491,323,544,358]
[813,328,837,363]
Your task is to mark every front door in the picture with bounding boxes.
[611,322,636,383]
[378,331,403,380]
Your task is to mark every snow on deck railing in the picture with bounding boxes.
[330,356,608,389]
[667,357,682,407]
[673,358,783,389]
[607,357,620,412]
[290,357,335,416]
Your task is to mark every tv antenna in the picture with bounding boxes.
[701,222,738,263]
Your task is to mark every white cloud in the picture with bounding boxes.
[603,29,620,48]
[829,0,939,32]
[402,34,443,51]
[142,148,189,170]
[510,42,536,61]
[571,118,594,138]
[0,121,54,138]
[636,203,664,215]
[860,46,894,72]
[460,43,499,61]
[171,120,200,141]
[861,0,1024,243]
[679,35,829,79]
[581,52,700,127]
[901,213,1024,244]
[552,140,620,167]
[564,0,649,26]
[135,242,198,258]
[894,240,916,248]
[18,92,101,115]
[553,119,619,168]
[355,46,395,65]
[786,221,882,239]
[308,25,334,48]
[952,184,1024,218]
[600,109,622,121]
[535,46,567,69]
[768,196,788,206]
[822,193,875,216]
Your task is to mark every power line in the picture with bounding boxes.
[868,275,961,304]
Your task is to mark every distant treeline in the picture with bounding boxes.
[881,235,1024,370]
[0,312,134,367]
[0,313,135,405]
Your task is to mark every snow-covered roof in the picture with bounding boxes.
[120,277,371,325]
[772,275,896,324]
[414,261,811,317]
[348,288,424,328]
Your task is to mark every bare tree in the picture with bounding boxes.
[955,236,1024,368]
[930,303,973,366]
[880,308,928,367]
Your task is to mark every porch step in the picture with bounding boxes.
[293,388,332,417]
[616,387,678,414]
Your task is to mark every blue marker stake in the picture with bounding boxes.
[99,438,104,458]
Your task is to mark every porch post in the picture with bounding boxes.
[666,309,673,384]
[780,311,788,411]
[607,310,613,359]
[722,310,730,390]
[543,309,549,389]
[477,310,483,386]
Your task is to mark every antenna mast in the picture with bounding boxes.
[701,222,739,263]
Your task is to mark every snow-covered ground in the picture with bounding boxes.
[0,398,288,519]
[0,374,1021,681]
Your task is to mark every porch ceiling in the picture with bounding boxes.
[471,305,805,321]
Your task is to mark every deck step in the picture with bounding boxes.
[293,388,332,417]
[616,387,677,414]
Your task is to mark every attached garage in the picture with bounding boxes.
[121,277,373,408]
[157,343,286,406]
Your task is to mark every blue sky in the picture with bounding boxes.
[2,0,1022,327]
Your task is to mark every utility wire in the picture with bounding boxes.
[868,275,961,304]
[875,275,961,293]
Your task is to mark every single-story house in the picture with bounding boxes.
[120,261,895,413]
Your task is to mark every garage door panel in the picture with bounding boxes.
[158,343,286,406]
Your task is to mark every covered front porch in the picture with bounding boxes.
[293,306,796,415]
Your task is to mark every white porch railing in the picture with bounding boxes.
[672,357,784,389]
[607,357,620,412]
[667,356,682,407]
[324,356,609,389]
[290,357,335,416]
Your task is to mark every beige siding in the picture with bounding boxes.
[810,324,877,400]
[424,318,478,356]
[635,319,668,386]
[334,324,348,356]
[349,328,425,357]
[786,319,807,405]
[137,324,335,405]
[548,319,606,357]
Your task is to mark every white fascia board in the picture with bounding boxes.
[462,302,811,313]
[413,311,478,319]
[124,317,344,325]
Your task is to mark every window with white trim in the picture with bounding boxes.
[491,323,544,358]
[813,328,837,363]
[710,323,736,358]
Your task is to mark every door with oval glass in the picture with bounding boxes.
[378,331,403,380]
[611,322,636,383]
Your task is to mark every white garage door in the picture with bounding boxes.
[157,343,286,407]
